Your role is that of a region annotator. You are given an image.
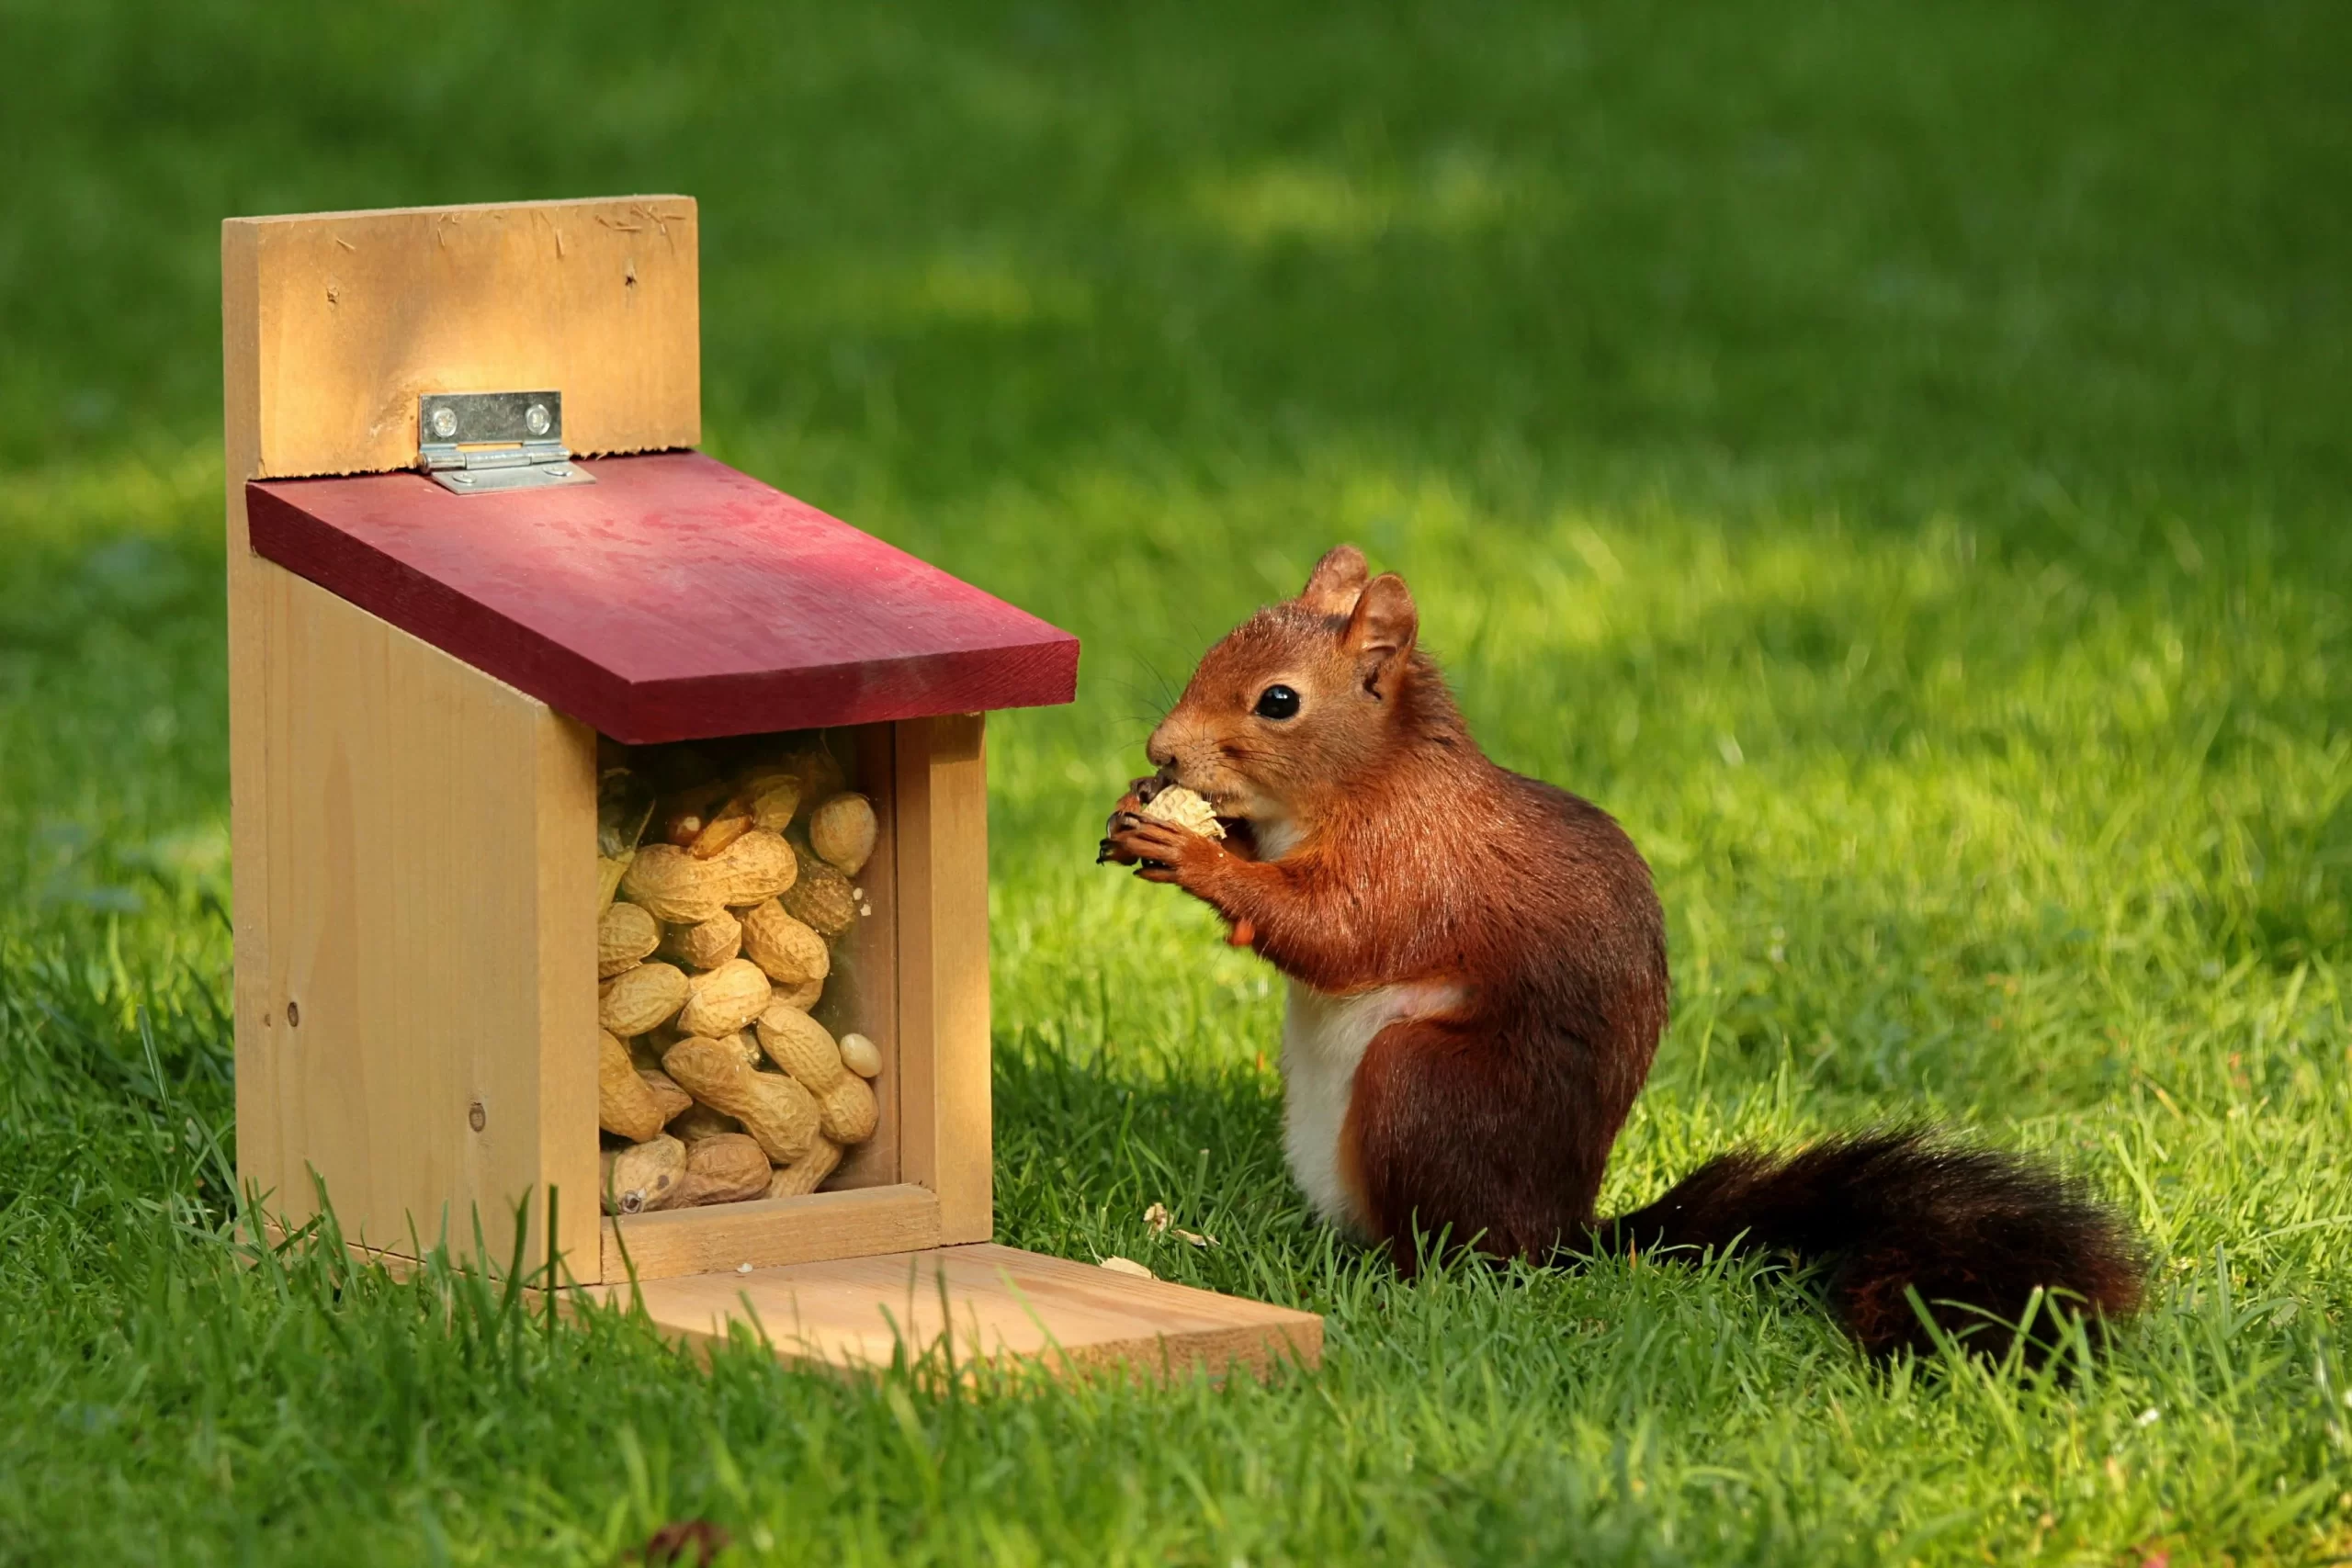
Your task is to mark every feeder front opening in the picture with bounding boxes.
[594,725,896,1216]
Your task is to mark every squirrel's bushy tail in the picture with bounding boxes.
[1593,1128,2146,1359]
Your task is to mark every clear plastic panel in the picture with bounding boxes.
[592,726,894,1214]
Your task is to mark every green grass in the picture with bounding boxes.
[3,0,2350,1561]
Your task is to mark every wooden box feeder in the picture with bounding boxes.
[222,197,1318,1378]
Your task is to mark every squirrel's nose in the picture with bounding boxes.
[1145,730,1176,770]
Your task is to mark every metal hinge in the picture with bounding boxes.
[418,391,595,494]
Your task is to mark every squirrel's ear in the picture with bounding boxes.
[1343,572,1417,696]
[1297,545,1371,616]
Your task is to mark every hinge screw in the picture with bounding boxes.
[525,402,552,436]
[430,406,459,439]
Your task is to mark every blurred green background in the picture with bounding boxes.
[1,1,2347,1562]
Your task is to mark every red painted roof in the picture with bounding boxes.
[246,450,1079,744]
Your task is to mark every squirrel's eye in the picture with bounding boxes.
[1253,684,1301,720]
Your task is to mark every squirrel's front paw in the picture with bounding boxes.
[1094,778,1164,863]
[1101,812,1216,884]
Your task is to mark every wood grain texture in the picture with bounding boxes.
[225,197,698,479]
[246,452,1081,742]
[820,725,902,1192]
[587,1243,1324,1381]
[260,1218,426,1282]
[895,716,994,1244]
[233,578,601,1267]
[600,1185,942,1283]
[226,209,605,1272]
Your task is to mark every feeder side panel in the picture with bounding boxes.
[237,578,601,1268]
[895,714,994,1245]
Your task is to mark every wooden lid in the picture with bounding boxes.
[247,450,1079,743]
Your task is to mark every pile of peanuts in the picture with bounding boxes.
[593,739,882,1215]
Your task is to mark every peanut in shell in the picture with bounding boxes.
[637,1067,693,1125]
[816,1074,879,1144]
[766,1135,843,1199]
[669,1133,773,1206]
[769,976,824,1012]
[661,908,741,971]
[740,899,829,987]
[620,844,729,924]
[1137,784,1226,840]
[602,1134,686,1214]
[780,847,856,937]
[599,962,689,1037]
[598,1029,667,1142]
[808,792,877,876]
[776,745,846,813]
[711,829,797,907]
[662,1037,821,1164]
[678,958,772,1038]
[668,1100,742,1143]
[757,1005,846,1093]
[597,901,661,977]
[713,1028,763,1068]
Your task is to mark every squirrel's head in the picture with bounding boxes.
[1146,546,1437,852]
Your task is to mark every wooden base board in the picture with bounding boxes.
[600,1184,943,1282]
[581,1243,1322,1382]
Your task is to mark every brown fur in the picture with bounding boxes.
[1102,546,2146,1359]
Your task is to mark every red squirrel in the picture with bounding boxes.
[1101,546,2143,1358]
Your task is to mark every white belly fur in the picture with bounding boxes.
[1280,977,1461,1235]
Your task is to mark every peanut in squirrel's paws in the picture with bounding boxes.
[1097,778,1223,868]
[1096,792,1150,864]
[1100,813,1198,874]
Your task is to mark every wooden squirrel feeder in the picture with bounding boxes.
[222,196,1318,1377]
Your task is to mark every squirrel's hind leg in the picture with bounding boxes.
[1341,1015,1609,1273]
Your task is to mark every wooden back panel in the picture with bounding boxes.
[220,198,689,1269]
[225,196,698,491]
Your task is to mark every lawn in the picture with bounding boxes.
[3,0,2350,1561]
